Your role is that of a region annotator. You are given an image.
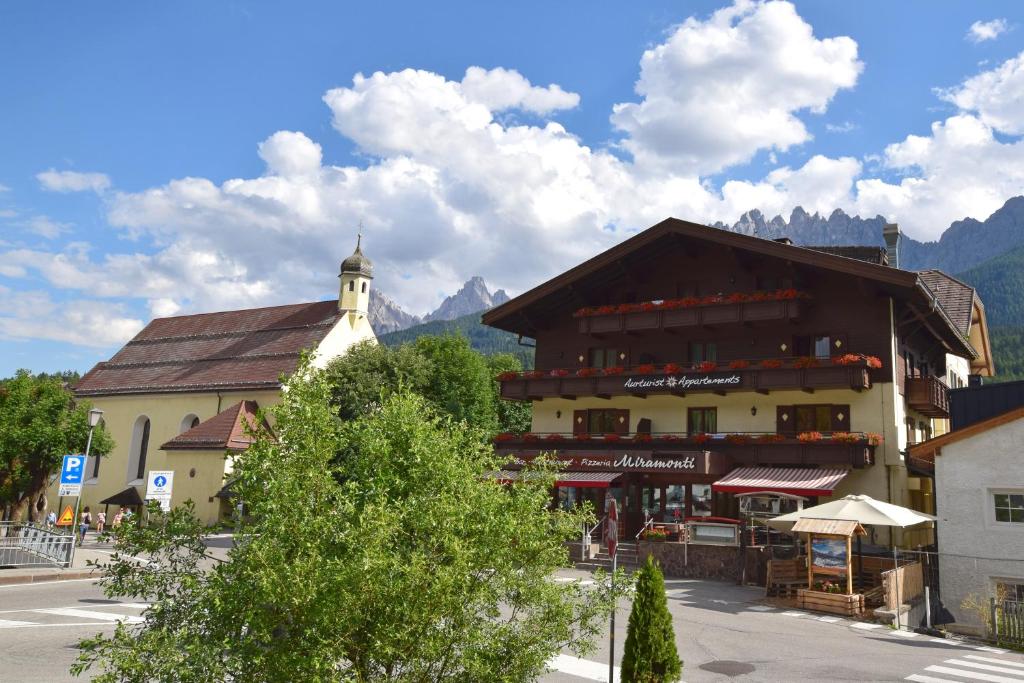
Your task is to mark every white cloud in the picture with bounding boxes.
[258,131,323,177]
[825,121,857,133]
[938,50,1024,134]
[967,18,1008,43]
[610,0,862,174]
[0,183,10,192]
[21,215,72,239]
[0,287,144,347]
[460,66,580,114]
[36,169,111,193]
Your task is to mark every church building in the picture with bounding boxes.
[49,239,376,525]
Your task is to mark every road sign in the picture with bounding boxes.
[146,470,174,511]
[603,494,618,559]
[59,483,81,497]
[56,505,75,526]
[60,454,86,485]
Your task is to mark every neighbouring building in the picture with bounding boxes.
[482,218,994,546]
[909,380,1024,634]
[48,239,377,526]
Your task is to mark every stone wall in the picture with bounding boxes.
[639,541,771,584]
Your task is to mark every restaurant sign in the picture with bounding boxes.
[621,372,741,392]
[507,451,731,475]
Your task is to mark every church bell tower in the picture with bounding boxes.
[339,234,372,315]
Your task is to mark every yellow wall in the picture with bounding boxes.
[47,389,280,526]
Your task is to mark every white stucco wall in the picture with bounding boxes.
[935,415,1024,632]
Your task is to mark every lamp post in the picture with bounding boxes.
[69,408,103,565]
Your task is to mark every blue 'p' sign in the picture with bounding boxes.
[60,454,86,485]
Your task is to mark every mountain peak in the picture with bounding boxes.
[424,276,506,323]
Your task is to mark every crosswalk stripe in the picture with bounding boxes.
[891,629,920,638]
[35,608,143,624]
[945,659,1024,676]
[978,647,1010,654]
[746,605,775,612]
[781,611,809,617]
[930,638,972,647]
[852,622,883,630]
[547,654,620,682]
[0,619,36,628]
[907,674,967,683]
[965,656,1024,670]
[925,664,1024,683]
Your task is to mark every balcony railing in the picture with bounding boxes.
[494,430,879,468]
[498,355,879,401]
[906,376,950,417]
[573,290,809,335]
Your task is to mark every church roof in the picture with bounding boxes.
[340,235,373,278]
[75,300,341,396]
[160,400,270,451]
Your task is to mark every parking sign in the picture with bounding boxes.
[59,454,85,496]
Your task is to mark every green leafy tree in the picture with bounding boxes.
[323,339,433,420]
[415,334,497,433]
[621,555,682,683]
[75,358,621,681]
[487,353,532,433]
[0,370,113,522]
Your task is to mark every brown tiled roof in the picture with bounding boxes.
[76,301,340,396]
[161,400,269,451]
[917,270,976,336]
[805,246,888,265]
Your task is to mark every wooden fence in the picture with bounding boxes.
[993,599,1024,648]
[881,561,923,611]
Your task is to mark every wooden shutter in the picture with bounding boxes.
[573,410,588,435]
[614,409,630,434]
[776,405,795,435]
[830,404,850,432]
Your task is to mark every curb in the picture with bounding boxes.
[0,569,105,586]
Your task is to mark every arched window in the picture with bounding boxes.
[348,280,354,292]
[180,414,200,434]
[127,416,151,483]
[361,282,367,293]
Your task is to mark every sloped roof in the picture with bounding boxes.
[76,301,340,396]
[917,270,976,336]
[161,400,270,451]
[805,246,888,265]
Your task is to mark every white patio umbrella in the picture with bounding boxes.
[767,494,936,531]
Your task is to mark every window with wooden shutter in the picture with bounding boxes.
[777,405,794,435]
[614,409,630,434]
[830,404,850,431]
[573,410,588,435]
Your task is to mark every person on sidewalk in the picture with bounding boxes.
[79,507,91,545]
[95,510,106,535]
[46,510,56,529]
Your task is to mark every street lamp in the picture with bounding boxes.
[69,408,103,564]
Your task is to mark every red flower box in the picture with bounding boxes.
[725,433,751,445]
[865,432,883,446]
[866,356,882,369]
[544,434,565,442]
[594,305,617,315]
[635,364,657,374]
[574,433,592,441]
[633,433,653,443]
[496,371,519,381]
[522,433,540,442]
[639,302,658,312]
[576,367,598,377]
[663,363,683,374]
[726,292,749,304]
[680,296,701,308]
[603,433,622,442]
[793,356,820,369]
[830,432,860,444]
[550,369,570,377]
[697,360,718,372]
[760,359,784,369]
[494,432,517,442]
[797,431,823,442]
[603,366,625,376]
[757,434,786,443]
[728,359,750,370]
[690,433,711,445]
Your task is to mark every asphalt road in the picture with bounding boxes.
[2,566,1023,682]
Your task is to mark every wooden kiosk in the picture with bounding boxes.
[793,518,867,617]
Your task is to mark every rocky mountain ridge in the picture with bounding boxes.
[368,276,508,335]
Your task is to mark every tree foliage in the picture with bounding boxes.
[75,358,621,681]
[0,370,112,522]
[324,334,527,434]
[621,556,682,683]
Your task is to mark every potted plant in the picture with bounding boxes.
[690,432,711,445]
[866,356,882,369]
[641,527,669,542]
[633,433,653,443]
[696,360,718,372]
[544,433,565,442]
[574,433,592,442]
[797,431,823,442]
[757,433,786,443]
[663,362,683,374]
[522,433,540,443]
[524,370,545,379]
[830,432,860,444]
[728,359,750,370]
[493,432,518,442]
[865,433,884,446]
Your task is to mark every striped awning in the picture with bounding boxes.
[493,471,622,488]
[712,467,849,497]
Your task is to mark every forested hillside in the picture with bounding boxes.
[378,312,535,369]
[958,245,1024,382]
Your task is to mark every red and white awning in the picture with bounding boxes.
[712,467,849,497]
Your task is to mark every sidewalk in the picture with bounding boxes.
[0,534,112,586]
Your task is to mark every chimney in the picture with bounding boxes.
[883,223,901,269]
[773,237,793,246]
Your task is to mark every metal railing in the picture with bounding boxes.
[581,515,606,560]
[0,522,75,568]
[635,515,655,540]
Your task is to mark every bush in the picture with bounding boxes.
[621,555,682,682]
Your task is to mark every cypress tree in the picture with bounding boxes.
[621,555,682,683]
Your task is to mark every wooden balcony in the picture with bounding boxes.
[499,363,872,401]
[494,432,877,469]
[577,299,803,335]
[906,376,950,417]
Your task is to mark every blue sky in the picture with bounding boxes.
[3,1,1024,376]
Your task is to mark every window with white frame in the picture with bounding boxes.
[994,492,1024,524]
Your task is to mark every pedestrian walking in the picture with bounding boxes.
[96,510,106,535]
[112,507,124,529]
[46,510,56,529]
[79,507,91,545]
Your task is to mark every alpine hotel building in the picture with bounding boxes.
[483,219,993,546]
